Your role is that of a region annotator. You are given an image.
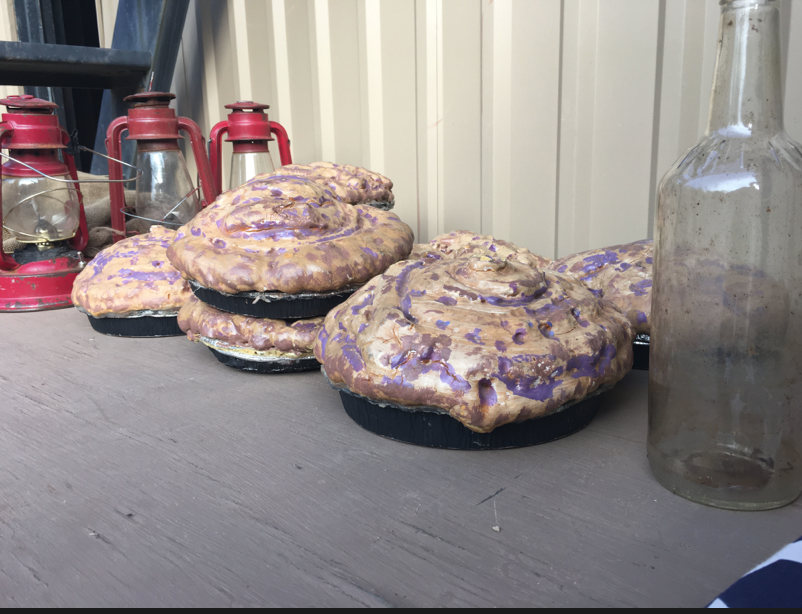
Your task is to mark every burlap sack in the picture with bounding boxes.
[2,171,136,256]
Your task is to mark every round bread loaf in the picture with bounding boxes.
[316,255,634,433]
[167,175,414,295]
[409,230,552,268]
[270,161,394,207]
[549,239,652,334]
[71,225,191,317]
[178,295,322,360]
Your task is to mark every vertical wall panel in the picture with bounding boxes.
[557,0,600,258]
[587,0,660,249]
[785,1,802,142]
[378,0,420,239]
[440,0,482,237]
[508,0,561,256]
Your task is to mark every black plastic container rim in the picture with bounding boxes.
[188,279,360,303]
[324,368,609,450]
[85,313,184,338]
[206,346,320,373]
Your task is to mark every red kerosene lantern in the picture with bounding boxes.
[209,101,292,193]
[106,91,217,241]
[0,95,88,311]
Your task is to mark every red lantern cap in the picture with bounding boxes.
[224,100,273,145]
[123,91,182,141]
[0,94,66,150]
[0,94,59,112]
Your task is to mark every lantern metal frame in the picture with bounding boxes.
[0,94,88,311]
[209,101,292,194]
[105,91,217,242]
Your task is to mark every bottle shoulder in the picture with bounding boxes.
[658,130,802,195]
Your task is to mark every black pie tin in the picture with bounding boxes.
[632,334,650,371]
[190,281,355,320]
[207,347,320,374]
[337,387,604,450]
[87,315,184,338]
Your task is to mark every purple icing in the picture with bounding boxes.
[117,268,182,283]
[582,251,619,273]
[629,279,652,296]
[493,358,566,401]
[436,320,450,330]
[636,311,648,324]
[465,328,484,345]
[495,340,507,352]
[361,247,379,258]
[513,329,527,345]
[645,257,653,264]
[478,379,497,406]
[435,296,457,306]
[350,293,374,315]
[191,227,202,237]
[557,264,568,273]
[566,343,617,379]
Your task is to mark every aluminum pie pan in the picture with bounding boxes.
[200,336,320,373]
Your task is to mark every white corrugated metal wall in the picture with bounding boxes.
[3,0,802,259]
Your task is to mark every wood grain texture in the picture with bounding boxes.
[1,308,800,607]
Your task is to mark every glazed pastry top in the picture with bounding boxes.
[167,175,414,295]
[316,255,634,433]
[409,231,552,269]
[270,161,394,205]
[549,240,653,334]
[178,295,322,356]
[71,225,191,317]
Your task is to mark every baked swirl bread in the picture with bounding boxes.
[166,175,414,318]
[409,231,552,269]
[548,239,653,335]
[317,255,634,445]
[71,225,191,336]
[178,295,322,372]
[270,161,394,208]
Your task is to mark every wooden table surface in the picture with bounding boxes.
[1,308,800,607]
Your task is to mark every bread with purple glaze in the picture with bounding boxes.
[270,161,394,207]
[316,255,634,433]
[166,175,414,295]
[71,225,191,317]
[409,231,551,269]
[178,295,322,360]
[549,240,652,334]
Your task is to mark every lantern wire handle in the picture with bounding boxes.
[120,186,200,228]
[0,147,142,184]
[0,187,81,240]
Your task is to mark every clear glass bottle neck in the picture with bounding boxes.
[707,0,784,137]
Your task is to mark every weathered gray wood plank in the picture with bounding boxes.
[0,308,800,606]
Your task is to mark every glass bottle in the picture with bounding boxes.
[134,142,200,227]
[229,145,275,189]
[649,0,802,510]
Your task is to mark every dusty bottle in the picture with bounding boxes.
[649,0,802,510]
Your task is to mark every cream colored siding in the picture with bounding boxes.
[2,0,802,258]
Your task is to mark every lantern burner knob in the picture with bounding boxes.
[124,91,176,108]
[225,101,270,112]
